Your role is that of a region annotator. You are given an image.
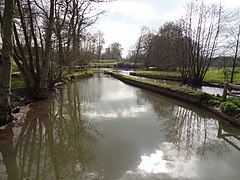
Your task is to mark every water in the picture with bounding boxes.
[0,73,240,180]
[119,70,224,95]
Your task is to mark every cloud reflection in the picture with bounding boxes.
[85,106,148,120]
[118,142,198,180]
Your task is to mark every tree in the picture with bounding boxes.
[147,22,182,70]
[222,9,240,83]
[103,42,123,60]
[178,1,224,85]
[0,0,14,125]
[13,0,55,99]
[96,31,105,60]
[12,0,109,99]
[127,26,154,67]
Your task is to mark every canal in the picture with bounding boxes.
[0,73,240,180]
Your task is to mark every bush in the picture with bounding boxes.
[199,92,223,105]
[208,99,222,106]
[226,98,240,107]
[220,102,240,116]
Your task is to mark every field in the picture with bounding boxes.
[205,68,240,84]
[134,67,240,84]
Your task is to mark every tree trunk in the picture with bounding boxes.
[0,0,14,125]
[230,25,240,83]
[37,0,55,99]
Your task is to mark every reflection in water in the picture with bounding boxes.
[130,90,240,179]
[137,90,234,159]
[218,121,240,151]
[0,77,101,180]
[0,74,240,180]
[138,142,197,179]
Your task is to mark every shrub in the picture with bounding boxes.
[220,102,240,116]
[226,98,240,107]
[208,99,222,107]
[199,92,223,105]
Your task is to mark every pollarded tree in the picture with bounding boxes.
[13,0,110,99]
[179,1,224,85]
[13,0,55,99]
[0,0,14,125]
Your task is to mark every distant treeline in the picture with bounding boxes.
[211,56,240,67]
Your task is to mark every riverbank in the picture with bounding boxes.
[106,71,240,127]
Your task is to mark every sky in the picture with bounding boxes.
[91,0,240,58]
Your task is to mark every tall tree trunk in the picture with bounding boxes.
[230,25,240,83]
[37,0,55,99]
[0,0,14,125]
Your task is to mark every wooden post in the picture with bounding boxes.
[222,82,228,101]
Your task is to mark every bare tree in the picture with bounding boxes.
[103,42,123,60]
[222,9,240,83]
[13,0,55,99]
[178,1,224,85]
[96,30,105,60]
[0,0,14,125]
[13,0,110,99]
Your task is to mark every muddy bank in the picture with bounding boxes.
[106,71,240,127]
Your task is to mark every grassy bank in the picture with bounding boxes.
[132,70,179,76]
[89,60,118,67]
[133,67,240,84]
[65,69,94,78]
[106,71,240,126]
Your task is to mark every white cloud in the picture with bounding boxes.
[91,0,240,58]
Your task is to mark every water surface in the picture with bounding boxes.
[0,74,240,180]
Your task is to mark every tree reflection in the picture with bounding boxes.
[0,79,101,180]
[136,90,239,159]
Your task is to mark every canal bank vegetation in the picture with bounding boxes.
[107,72,240,126]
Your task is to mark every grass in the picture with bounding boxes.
[66,69,94,78]
[133,67,240,84]
[11,75,25,92]
[89,60,119,67]
[132,70,179,76]
[205,67,240,84]
[11,75,25,100]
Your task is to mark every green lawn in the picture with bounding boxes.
[11,75,25,91]
[132,70,179,76]
[205,67,240,84]
[89,60,119,67]
[134,67,240,84]
[66,69,93,78]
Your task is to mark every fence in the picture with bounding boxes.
[222,83,240,100]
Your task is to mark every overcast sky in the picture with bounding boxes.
[91,0,240,57]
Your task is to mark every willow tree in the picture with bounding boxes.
[0,0,14,125]
[179,1,224,85]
